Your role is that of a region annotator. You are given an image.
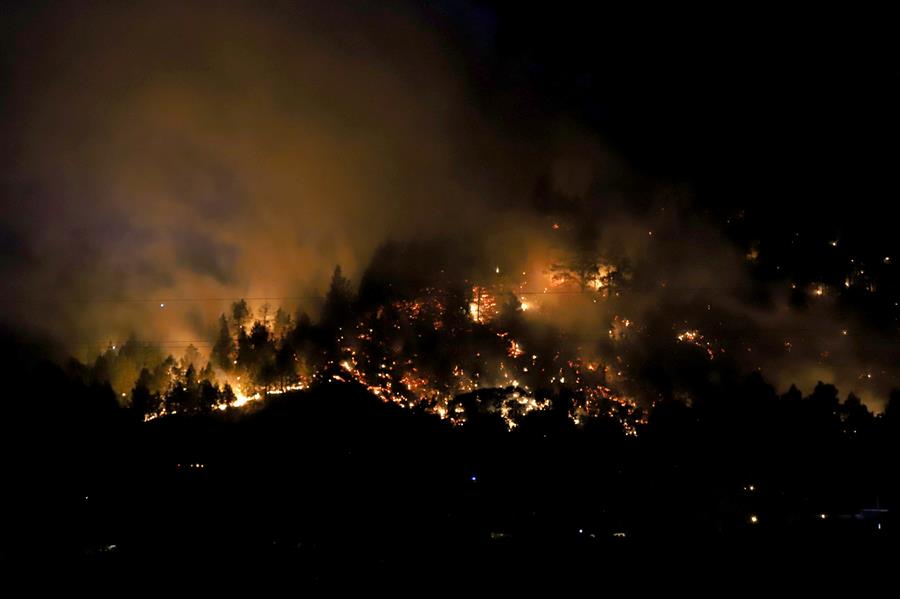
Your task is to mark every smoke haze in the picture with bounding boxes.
[2,1,896,407]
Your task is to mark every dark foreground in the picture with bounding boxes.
[2,375,897,588]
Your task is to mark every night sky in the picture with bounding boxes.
[1,1,899,407]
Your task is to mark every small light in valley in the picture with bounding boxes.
[160,303,165,308]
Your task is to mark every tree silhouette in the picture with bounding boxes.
[548,249,625,294]
[199,379,220,413]
[182,344,201,371]
[130,367,157,420]
[212,314,236,371]
[275,341,296,391]
[321,265,354,329]
[199,361,215,385]
[258,302,271,326]
[234,321,277,392]
[250,321,277,392]
[167,364,199,414]
[841,393,873,437]
[274,307,293,338]
[231,299,251,333]
[221,383,237,406]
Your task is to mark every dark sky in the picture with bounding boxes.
[3,2,897,240]
[497,6,895,218]
[1,1,898,406]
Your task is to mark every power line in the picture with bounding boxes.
[66,340,217,347]
[0,296,322,305]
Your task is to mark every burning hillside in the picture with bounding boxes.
[90,240,649,433]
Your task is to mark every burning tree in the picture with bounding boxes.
[549,252,623,293]
[547,221,631,294]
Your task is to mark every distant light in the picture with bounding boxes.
[885,257,892,264]
[830,240,838,247]
[470,475,477,482]
[750,515,759,524]
[160,303,165,308]
[578,528,584,534]
[495,266,500,274]
[819,513,827,520]
[648,231,653,237]
[748,484,755,492]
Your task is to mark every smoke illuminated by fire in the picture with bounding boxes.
[2,0,898,415]
[130,253,653,432]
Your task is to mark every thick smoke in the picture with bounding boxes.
[1,1,894,408]
[2,1,526,342]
